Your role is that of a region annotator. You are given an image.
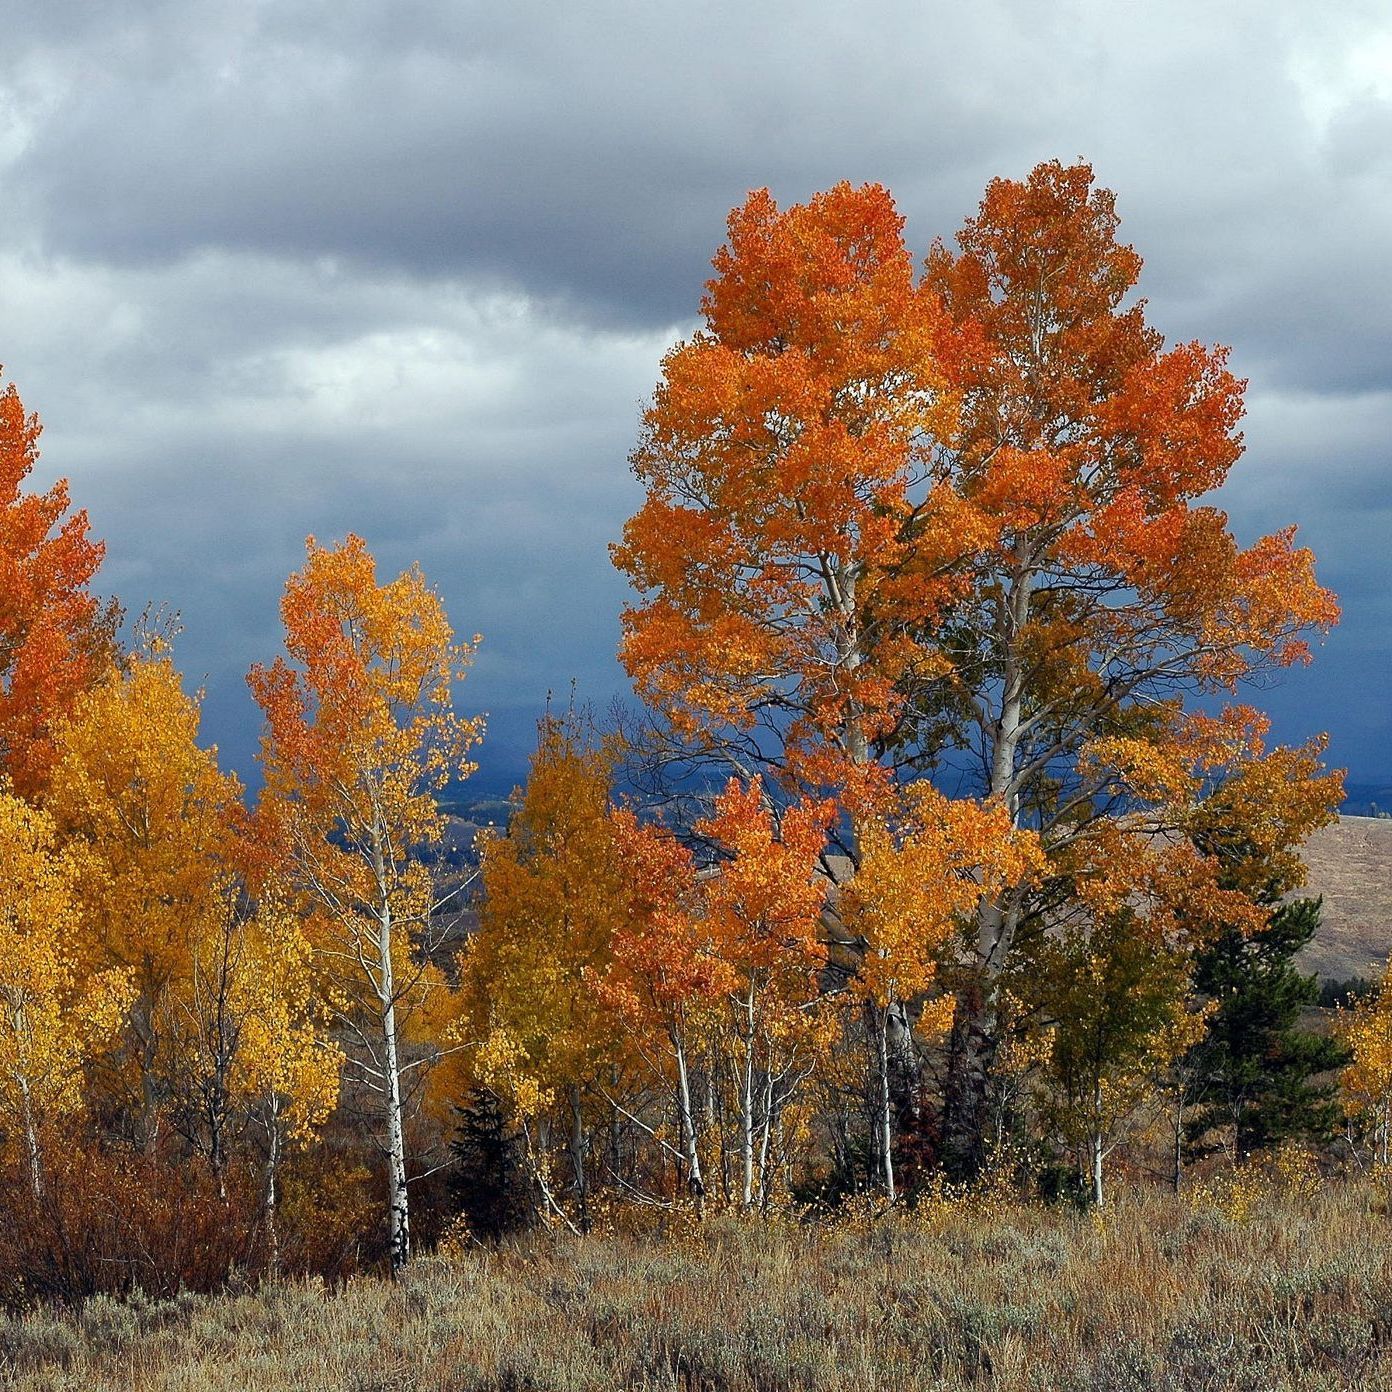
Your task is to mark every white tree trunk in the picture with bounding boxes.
[1090,1079,1105,1207]
[740,987,756,1208]
[1171,1089,1184,1194]
[377,895,410,1275]
[18,1072,43,1202]
[568,1083,589,1231]
[757,1068,775,1210]
[264,1094,282,1279]
[876,1003,896,1202]
[674,1030,705,1215]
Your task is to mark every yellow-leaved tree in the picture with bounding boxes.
[250,535,482,1274]
[160,876,342,1245]
[0,789,131,1197]
[44,644,243,1144]
[839,783,1042,1200]
[460,710,627,1229]
[1337,962,1392,1166]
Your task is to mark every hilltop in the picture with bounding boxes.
[1297,815,1392,982]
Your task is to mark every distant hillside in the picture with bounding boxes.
[1297,815,1392,982]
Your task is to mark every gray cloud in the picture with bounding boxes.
[1,0,1389,783]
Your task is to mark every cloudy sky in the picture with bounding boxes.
[2,0,1389,791]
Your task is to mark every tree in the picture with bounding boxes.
[602,780,834,1213]
[447,1087,529,1241]
[696,779,833,1209]
[44,646,244,1142]
[1031,909,1207,1205]
[603,807,722,1212]
[611,167,1338,1182]
[250,534,482,1274]
[161,881,342,1252]
[1337,960,1392,1165]
[461,709,628,1227]
[837,783,1041,1199]
[612,180,971,834]
[1172,749,1346,1166]
[1184,897,1346,1163]
[0,372,118,796]
[906,161,1338,1175]
[0,789,131,1198]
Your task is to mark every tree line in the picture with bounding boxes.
[1,159,1389,1299]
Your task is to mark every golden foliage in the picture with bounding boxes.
[462,712,628,1115]
[0,790,131,1151]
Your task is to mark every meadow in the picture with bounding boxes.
[4,1170,1392,1392]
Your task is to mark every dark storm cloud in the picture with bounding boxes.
[1,0,1389,783]
[3,0,1064,321]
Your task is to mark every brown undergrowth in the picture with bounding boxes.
[4,1169,1392,1390]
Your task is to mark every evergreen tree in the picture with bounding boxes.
[447,1088,530,1242]
[1185,896,1348,1158]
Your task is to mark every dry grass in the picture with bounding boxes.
[4,1173,1392,1391]
[1297,815,1392,982]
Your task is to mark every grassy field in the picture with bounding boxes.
[1295,815,1392,982]
[3,1170,1392,1391]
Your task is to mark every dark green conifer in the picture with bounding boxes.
[1185,896,1348,1158]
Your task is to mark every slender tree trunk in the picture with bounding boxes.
[740,986,756,1208]
[265,1095,282,1279]
[892,1002,920,1125]
[523,1118,582,1236]
[740,1059,755,1208]
[376,896,410,1276]
[674,1030,705,1216]
[608,1064,622,1185]
[568,1083,589,1232]
[1090,1080,1105,1207]
[944,565,1033,1179]
[208,1072,228,1203]
[18,1073,43,1202]
[1172,1089,1184,1194]
[757,1068,775,1210]
[138,993,163,1152]
[875,1002,896,1202]
[712,1049,731,1205]
[206,918,237,1203]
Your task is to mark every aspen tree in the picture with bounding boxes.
[0,790,130,1198]
[250,535,481,1273]
[461,711,627,1228]
[0,372,118,797]
[45,647,242,1141]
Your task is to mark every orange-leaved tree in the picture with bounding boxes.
[0,371,118,797]
[612,182,976,830]
[912,161,1340,1173]
[250,535,482,1274]
[695,778,833,1209]
[916,161,1339,1173]
[603,782,833,1212]
[614,165,1339,1180]
[603,807,724,1211]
